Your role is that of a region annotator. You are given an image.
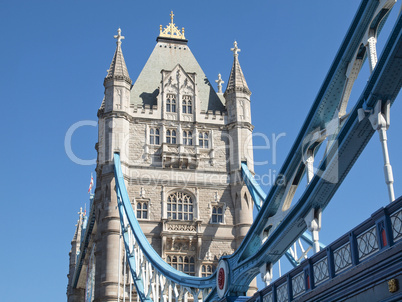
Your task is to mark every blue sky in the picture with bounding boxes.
[1,1,401,301]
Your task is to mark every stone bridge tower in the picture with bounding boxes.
[67,13,256,301]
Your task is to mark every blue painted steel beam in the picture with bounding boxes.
[222,8,402,295]
[114,153,216,290]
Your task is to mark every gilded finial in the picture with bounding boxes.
[170,11,174,23]
[159,11,186,40]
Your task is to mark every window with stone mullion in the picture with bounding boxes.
[199,132,209,148]
[150,128,160,145]
[167,192,193,221]
[166,94,176,113]
[183,130,193,146]
[166,129,177,144]
[136,202,148,219]
[212,206,223,223]
[166,255,195,276]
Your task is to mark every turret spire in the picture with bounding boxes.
[224,41,251,96]
[105,28,131,85]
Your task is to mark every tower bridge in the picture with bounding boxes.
[67,1,402,301]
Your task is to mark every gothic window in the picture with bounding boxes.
[199,132,209,148]
[167,192,193,221]
[182,96,192,114]
[167,255,195,276]
[201,264,215,277]
[166,94,176,113]
[182,100,187,114]
[211,205,223,223]
[150,128,160,145]
[166,129,177,144]
[136,201,148,219]
[183,130,193,145]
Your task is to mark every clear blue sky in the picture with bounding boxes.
[0,1,401,301]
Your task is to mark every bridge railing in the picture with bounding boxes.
[246,196,402,302]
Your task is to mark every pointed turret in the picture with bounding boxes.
[102,28,132,114]
[98,28,132,164]
[104,28,131,85]
[224,41,251,96]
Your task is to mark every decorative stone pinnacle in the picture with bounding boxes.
[231,41,241,56]
[159,11,186,40]
[215,73,224,93]
[114,28,125,44]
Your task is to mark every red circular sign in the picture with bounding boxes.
[218,268,225,290]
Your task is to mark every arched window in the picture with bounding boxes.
[199,132,209,148]
[201,264,215,277]
[150,128,160,145]
[182,100,187,114]
[136,201,148,219]
[183,130,192,145]
[183,96,192,114]
[167,192,193,221]
[166,129,177,144]
[166,94,177,113]
[167,255,195,276]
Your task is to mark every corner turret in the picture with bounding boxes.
[103,28,132,113]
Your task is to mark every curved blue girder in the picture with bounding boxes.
[220,5,402,296]
[107,1,402,300]
[114,153,217,301]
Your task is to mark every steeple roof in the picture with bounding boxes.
[224,41,251,96]
[105,28,132,85]
[130,14,224,112]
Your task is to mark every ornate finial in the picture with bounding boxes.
[170,11,174,23]
[231,41,241,56]
[215,74,224,93]
[114,28,125,44]
[159,11,186,40]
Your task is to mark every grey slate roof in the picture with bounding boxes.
[130,39,225,112]
[225,53,251,96]
[105,42,131,84]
